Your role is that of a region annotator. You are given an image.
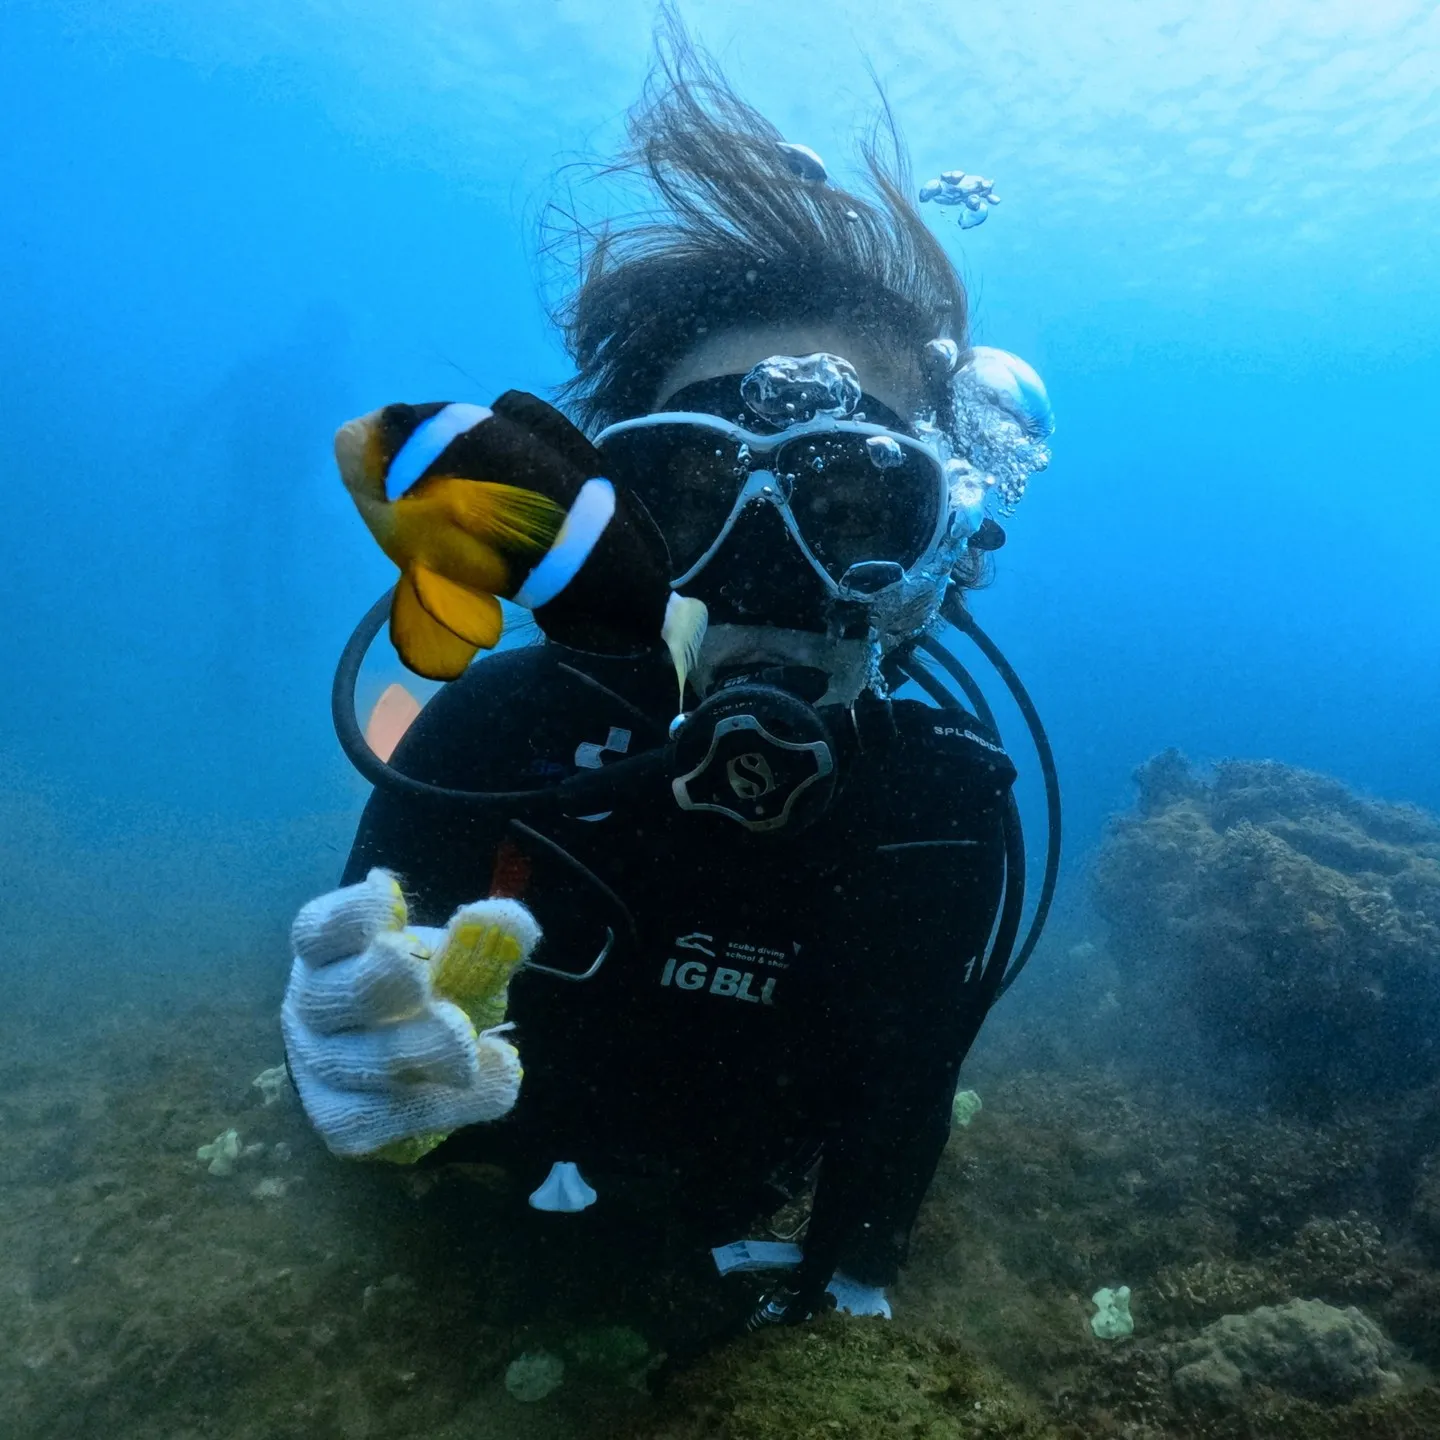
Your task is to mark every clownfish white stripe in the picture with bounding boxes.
[386,403,493,499]
[514,478,616,610]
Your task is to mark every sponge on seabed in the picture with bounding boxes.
[430,899,542,1031]
[292,868,407,966]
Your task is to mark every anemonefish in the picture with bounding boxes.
[334,390,707,708]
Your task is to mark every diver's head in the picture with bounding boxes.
[547,21,1009,700]
[595,339,978,701]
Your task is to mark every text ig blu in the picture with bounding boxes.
[660,957,777,1005]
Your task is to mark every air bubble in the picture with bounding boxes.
[776,142,828,182]
[741,353,862,426]
[948,348,1053,516]
[922,338,961,377]
[866,435,905,470]
[918,170,1000,230]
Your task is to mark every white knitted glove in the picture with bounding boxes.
[281,869,539,1161]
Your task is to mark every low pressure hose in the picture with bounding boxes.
[331,587,666,815]
[941,599,1061,998]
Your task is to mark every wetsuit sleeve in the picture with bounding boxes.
[798,801,1009,1298]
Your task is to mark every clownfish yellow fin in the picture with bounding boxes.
[411,567,505,649]
[390,574,481,680]
[661,594,709,708]
[403,477,564,556]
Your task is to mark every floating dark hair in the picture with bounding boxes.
[544,10,968,436]
[542,11,987,591]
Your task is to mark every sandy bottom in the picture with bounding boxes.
[5,990,1440,1440]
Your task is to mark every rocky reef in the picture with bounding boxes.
[7,996,1440,1438]
[1094,751,1440,1110]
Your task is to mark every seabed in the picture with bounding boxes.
[6,985,1440,1440]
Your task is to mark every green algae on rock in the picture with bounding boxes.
[251,1065,289,1107]
[505,1349,565,1401]
[565,1323,651,1378]
[952,1089,984,1127]
[1090,1285,1134,1340]
[195,1127,241,1176]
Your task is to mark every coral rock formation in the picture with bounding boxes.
[1095,752,1440,1108]
[1168,1298,1398,1408]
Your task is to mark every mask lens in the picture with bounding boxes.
[779,434,941,581]
[598,424,746,577]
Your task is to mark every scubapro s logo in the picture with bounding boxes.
[726,751,777,800]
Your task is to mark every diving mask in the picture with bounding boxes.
[595,384,969,644]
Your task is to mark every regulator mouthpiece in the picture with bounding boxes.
[670,682,837,834]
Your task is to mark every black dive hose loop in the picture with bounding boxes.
[915,634,999,734]
[332,587,526,806]
[939,594,1063,998]
[331,587,666,815]
[895,657,1026,1005]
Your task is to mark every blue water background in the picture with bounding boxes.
[2,0,1437,1013]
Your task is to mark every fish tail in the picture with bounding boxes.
[662,593,709,710]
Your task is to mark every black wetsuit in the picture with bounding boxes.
[342,642,1014,1297]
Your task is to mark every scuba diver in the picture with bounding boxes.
[281,28,1058,1333]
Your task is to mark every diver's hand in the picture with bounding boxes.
[280,869,538,1161]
